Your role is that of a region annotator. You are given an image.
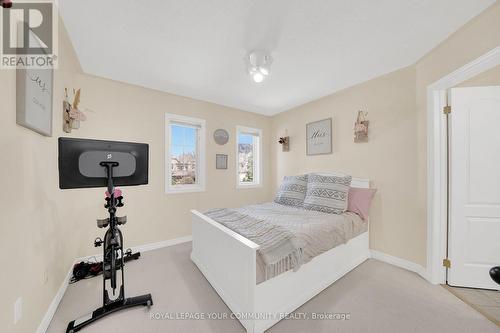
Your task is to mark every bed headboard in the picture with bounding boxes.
[315,172,370,189]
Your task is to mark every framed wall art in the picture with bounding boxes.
[306,118,332,155]
[216,154,228,169]
[16,67,53,136]
[15,29,54,136]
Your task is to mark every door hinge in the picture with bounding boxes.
[443,258,451,268]
[443,106,451,114]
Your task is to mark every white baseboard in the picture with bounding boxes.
[77,235,193,262]
[370,249,428,280]
[35,264,74,333]
[36,235,192,333]
[132,235,192,253]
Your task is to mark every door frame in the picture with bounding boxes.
[426,46,500,284]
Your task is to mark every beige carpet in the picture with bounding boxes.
[48,242,498,333]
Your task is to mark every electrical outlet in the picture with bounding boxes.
[14,297,22,324]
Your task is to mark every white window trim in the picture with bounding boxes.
[165,113,206,194]
[236,125,262,189]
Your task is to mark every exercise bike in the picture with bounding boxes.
[59,138,153,333]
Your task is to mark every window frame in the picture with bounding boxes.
[236,125,262,189]
[165,113,206,194]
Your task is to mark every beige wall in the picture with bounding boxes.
[0,20,80,332]
[270,66,423,263]
[69,73,272,256]
[0,21,81,333]
[270,2,500,268]
[0,22,272,333]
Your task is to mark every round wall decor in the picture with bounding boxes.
[213,129,229,145]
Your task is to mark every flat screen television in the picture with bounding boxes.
[58,137,149,189]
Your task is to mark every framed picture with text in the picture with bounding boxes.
[306,118,332,155]
[15,29,54,136]
[16,67,53,136]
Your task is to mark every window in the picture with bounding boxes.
[236,126,262,188]
[165,114,205,193]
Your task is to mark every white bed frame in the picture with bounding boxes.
[190,177,370,333]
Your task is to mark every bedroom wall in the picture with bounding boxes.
[270,66,421,263]
[270,2,500,268]
[64,72,272,257]
[0,21,81,333]
[0,20,272,333]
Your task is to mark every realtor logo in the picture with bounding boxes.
[1,0,58,69]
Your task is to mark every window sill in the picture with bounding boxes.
[236,183,262,189]
[166,186,205,194]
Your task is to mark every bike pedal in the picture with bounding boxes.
[94,237,103,247]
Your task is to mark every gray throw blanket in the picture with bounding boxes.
[205,208,304,280]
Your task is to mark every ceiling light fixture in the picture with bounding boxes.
[252,72,264,83]
[247,50,272,83]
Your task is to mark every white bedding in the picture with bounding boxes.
[233,202,368,283]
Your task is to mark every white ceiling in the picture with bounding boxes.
[59,0,495,116]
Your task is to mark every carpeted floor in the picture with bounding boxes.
[48,242,499,333]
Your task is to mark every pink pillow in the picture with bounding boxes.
[347,188,377,220]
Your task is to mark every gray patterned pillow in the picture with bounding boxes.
[274,174,308,207]
[303,174,352,214]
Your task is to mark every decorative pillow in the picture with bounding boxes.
[303,174,352,214]
[274,174,308,207]
[347,188,377,220]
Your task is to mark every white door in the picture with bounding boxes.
[448,86,500,290]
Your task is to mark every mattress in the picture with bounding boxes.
[232,202,368,283]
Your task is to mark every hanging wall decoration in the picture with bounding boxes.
[306,118,332,155]
[278,128,290,152]
[278,136,289,152]
[354,110,369,143]
[216,154,228,169]
[16,68,53,136]
[63,88,87,133]
[213,129,229,145]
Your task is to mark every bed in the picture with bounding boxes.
[190,176,370,333]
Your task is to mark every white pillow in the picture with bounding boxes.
[274,174,308,207]
[303,173,352,214]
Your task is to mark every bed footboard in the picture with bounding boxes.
[190,210,259,333]
[191,209,369,333]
